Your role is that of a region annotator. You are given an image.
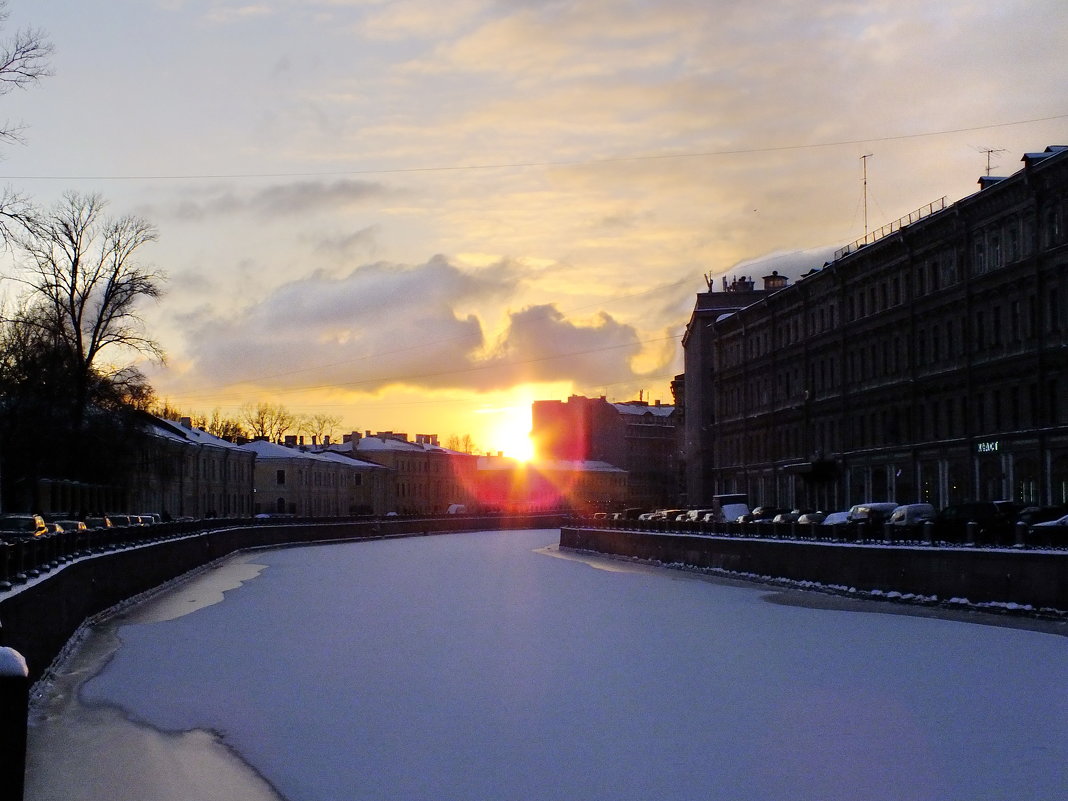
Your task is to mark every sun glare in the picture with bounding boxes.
[486,404,535,462]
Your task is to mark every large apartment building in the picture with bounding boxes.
[682,145,1068,511]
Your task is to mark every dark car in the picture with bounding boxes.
[933,502,1013,544]
[0,513,48,539]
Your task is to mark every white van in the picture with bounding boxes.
[888,503,936,526]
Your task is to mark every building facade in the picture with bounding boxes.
[531,394,678,508]
[136,417,256,518]
[683,145,1068,511]
[334,431,478,515]
[242,439,388,517]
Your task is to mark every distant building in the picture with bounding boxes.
[682,145,1068,510]
[330,431,478,515]
[476,454,627,514]
[531,394,678,508]
[137,417,256,518]
[241,438,387,516]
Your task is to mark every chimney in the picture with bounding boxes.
[180,416,192,429]
[323,435,330,446]
[284,435,297,447]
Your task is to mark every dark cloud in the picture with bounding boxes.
[158,179,395,221]
[310,225,381,256]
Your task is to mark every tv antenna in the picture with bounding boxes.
[860,153,874,237]
[974,146,1006,176]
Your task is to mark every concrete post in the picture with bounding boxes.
[1015,521,1027,548]
[966,520,978,546]
[924,520,935,546]
[0,646,29,801]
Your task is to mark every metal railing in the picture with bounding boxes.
[834,197,947,261]
[579,516,1061,549]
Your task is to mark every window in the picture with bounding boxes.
[276,469,286,485]
[1007,225,1019,262]
[975,239,986,274]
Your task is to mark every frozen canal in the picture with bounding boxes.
[27,529,1068,801]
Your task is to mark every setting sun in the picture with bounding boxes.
[482,403,536,461]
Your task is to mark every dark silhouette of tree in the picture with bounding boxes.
[240,401,296,442]
[303,412,342,444]
[10,192,165,433]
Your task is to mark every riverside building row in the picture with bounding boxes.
[681,145,1068,512]
[122,421,477,518]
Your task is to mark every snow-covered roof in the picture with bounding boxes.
[611,403,674,417]
[151,418,249,452]
[355,436,456,455]
[313,450,387,470]
[240,439,339,463]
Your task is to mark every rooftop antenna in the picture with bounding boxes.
[975,146,1006,176]
[860,153,874,238]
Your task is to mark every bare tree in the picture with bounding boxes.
[240,401,296,442]
[0,2,52,143]
[10,192,164,428]
[0,2,53,243]
[445,433,478,454]
[305,412,342,444]
[206,408,246,441]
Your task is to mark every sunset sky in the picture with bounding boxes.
[1,0,1066,456]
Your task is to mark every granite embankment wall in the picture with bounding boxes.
[1,516,562,683]
[560,526,1068,612]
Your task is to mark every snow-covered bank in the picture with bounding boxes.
[28,530,1068,801]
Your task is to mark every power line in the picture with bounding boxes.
[4,113,1065,182]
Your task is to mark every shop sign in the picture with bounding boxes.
[976,440,1000,453]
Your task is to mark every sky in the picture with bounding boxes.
[1,0,1066,456]
[28,530,1068,800]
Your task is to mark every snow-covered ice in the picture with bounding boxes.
[27,529,1068,801]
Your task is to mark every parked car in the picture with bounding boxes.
[1016,506,1067,526]
[738,506,786,523]
[847,502,899,525]
[1033,513,1068,527]
[888,503,936,527]
[797,512,826,525]
[820,511,851,526]
[933,502,1013,543]
[0,513,48,538]
[772,510,812,524]
[84,516,112,529]
[54,519,88,531]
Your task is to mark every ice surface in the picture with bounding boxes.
[42,530,1068,800]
